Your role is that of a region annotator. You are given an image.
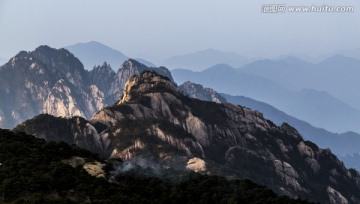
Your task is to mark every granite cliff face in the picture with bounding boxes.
[0,46,172,128]
[179,81,226,103]
[0,46,101,128]
[16,71,360,204]
[88,62,116,104]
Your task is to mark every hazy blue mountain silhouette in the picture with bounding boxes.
[240,55,360,110]
[238,57,314,90]
[324,48,360,61]
[65,41,128,70]
[340,153,360,171]
[164,49,249,71]
[172,64,360,133]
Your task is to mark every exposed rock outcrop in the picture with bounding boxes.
[179,81,226,103]
[186,157,206,172]
[109,59,173,104]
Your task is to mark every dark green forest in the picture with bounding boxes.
[0,129,312,203]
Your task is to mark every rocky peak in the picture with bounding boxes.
[119,71,182,104]
[30,45,85,77]
[119,59,174,82]
[0,45,105,128]
[179,81,226,103]
[6,51,36,70]
[108,59,174,103]
[89,62,115,81]
[14,50,30,59]
[88,62,116,96]
[92,62,113,72]
[121,58,147,71]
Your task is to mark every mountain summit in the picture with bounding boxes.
[0,46,172,128]
[16,71,360,203]
[0,45,100,128]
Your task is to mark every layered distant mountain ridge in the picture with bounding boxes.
[0,46,172,128]
[172,63,360,134]
[239,55,360,110]
[15,71,360,203]
[164,48,250,71]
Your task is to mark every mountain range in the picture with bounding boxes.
[14,71,360,203]
[324,48,360,62]
[172,64,360,134]
[62,41,360,134]
[0,45,172,129]
[2,44,360,202]
[239,55,360,111]
[65,41,155,70]
[2,46,359,157]
[164,48,250,71]
[2,46,359,163]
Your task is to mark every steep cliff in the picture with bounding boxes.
[0,46,103,128]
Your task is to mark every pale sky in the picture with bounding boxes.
[0,0,359,62]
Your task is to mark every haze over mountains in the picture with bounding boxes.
[2,44,359,169]
[164,48,250,71]
[65,41,128,70]
[172,64,360,134]
[2,0,360,201]
[2,42,359,135]
[325,48,360,62]
[61,39,360,115]
[240,55,360,110]
[2,43,360,152]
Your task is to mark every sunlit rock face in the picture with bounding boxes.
[109,59,173,104]
[0,46,102,128]
[0,46,172,129]
[179,81,226,103]
[187,157,206,172]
